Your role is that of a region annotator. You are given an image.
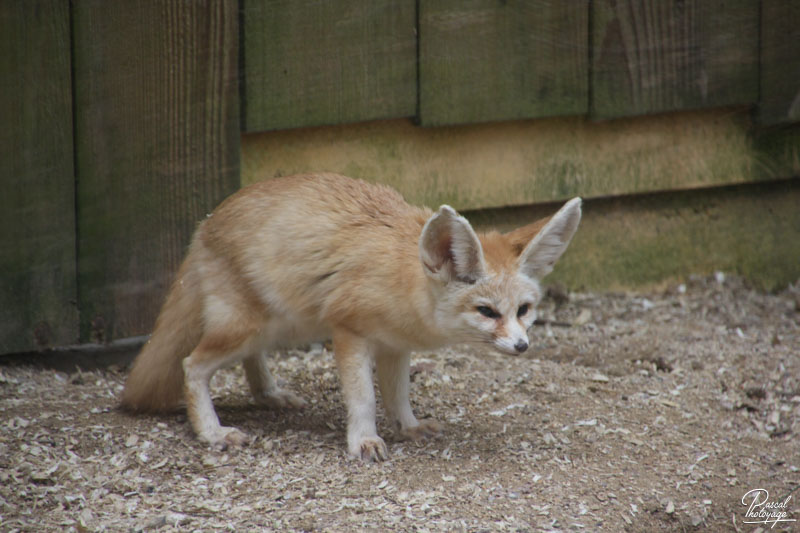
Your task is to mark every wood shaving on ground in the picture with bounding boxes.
[1,275,798,531]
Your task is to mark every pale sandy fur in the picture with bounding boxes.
[121,173,582,459]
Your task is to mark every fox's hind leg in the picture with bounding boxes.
[376,349,442,442]
[183,330,256,450]
[243,351,306,409]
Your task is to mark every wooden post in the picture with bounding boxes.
[0,0,78,353]
[73,1,240,343]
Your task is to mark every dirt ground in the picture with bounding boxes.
[1,274,798,532]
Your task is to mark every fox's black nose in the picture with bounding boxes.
[514,340,529,353]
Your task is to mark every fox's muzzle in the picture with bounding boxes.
[494,333,530,356]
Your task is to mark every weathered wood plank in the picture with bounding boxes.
[419,0,589,126]
[242,0,416,132]
[759,0,800,125]
[592,0,758,119]
[243,109,798,212]
[73,1,240,343]
[0,0,78,354]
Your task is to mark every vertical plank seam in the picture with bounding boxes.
[208,1,218,209]
[756,0,763,115]
[414,0,421,125]
[588,0,595,118]
[68,0,82,341]
[238,0,247,132]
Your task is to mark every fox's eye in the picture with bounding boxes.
[476,306,501,319]
[517,304,529,318]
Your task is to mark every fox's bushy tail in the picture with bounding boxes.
[121,252,204,412]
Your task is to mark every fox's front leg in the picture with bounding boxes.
[332,329,388,461]
[376,349,442,442]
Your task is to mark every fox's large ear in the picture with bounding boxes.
[517,197,582,279]
[504,218,550,256]
[419,205,486,283]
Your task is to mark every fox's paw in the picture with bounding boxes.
[400,419,443,442]
[350,436,389,462]
[201,427,251,451]
[256,389,307,410]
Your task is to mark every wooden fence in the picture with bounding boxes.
[1,0,799,354]
[2,1,240,354]
[242,0,799,129]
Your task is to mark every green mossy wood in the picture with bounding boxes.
[468,179,800,293]
[73,1,240,343]
[0,1,78,353]
[242,0,416,132]
[592,0,758,119]
[419,0,589,126]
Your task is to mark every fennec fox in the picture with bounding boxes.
[121,173,582,461]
